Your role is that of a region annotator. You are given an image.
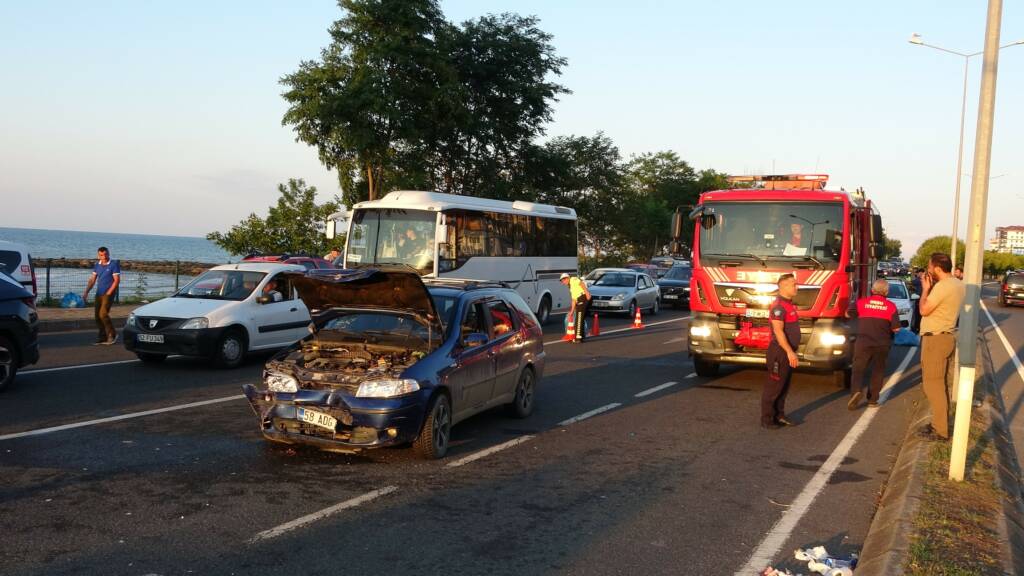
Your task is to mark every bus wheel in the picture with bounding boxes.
[693,357,719,378]
[536,296,551,325]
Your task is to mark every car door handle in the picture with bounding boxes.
[290,307,298,312]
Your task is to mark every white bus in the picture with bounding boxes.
[338,190,578,324]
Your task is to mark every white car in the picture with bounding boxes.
[0,240,36,295]
[123,263,311,367]
[886,279,913,328]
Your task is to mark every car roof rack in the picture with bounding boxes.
[422,278,510,291]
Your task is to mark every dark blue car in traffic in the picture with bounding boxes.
[243,268,546,459]
[656,265,692,309]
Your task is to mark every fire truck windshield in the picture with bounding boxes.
[698,202,844,268]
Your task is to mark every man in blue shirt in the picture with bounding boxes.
[83,247,121,345]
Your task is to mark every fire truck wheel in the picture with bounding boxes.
[833,368,852,389]
[694,357,719,378]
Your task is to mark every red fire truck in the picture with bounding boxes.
[682,174,884,386]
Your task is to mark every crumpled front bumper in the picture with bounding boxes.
[242,384,428,452]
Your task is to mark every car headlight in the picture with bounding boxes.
[898,307,910,315]
[821,332,847,346]
[683,286,691,292]
[180,317,209,330]
[265,371,298,393]
[127,313,136,327]
[690,325,712,338]
[356,379,420,398]
[612,293,627,300]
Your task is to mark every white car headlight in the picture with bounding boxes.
[690,325,712,338]
[265,371,299,393]
[821,332,847,346]
[356,379,420,398]
[612,292,627,300]
[180,317,209,330]
[127,314,137,327]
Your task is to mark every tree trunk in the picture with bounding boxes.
[366,163,376,201]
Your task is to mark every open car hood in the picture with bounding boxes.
[285,267,443,335]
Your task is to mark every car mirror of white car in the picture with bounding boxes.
[910,293,920,301]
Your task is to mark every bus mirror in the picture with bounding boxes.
[671,210,685,238]
[325,219,336,240]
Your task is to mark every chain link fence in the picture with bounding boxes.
[34,259,215,306]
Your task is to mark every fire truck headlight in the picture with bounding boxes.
[690,325,712,338]
[821,332,846,347]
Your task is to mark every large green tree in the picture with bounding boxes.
[207,179,342,257]
[882,234,902,260]
[910,236,965,269]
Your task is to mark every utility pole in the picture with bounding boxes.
[949,0,1003,482]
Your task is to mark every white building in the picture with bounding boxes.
[992,226,1024,253]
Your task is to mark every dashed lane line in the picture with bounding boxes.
[446,435,535,468]
[634,381,679,398]
[685,372,697,379]
[734,346,918,575]
[558,403,621,426]
[250,486,399,542]
[981,301,1024,385]
[22,359,143,374]
[0,394,246,442]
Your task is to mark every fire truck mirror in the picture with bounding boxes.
[871,214,884,245]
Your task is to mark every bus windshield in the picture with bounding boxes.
[698,202,844,268]
[346,209,437,275]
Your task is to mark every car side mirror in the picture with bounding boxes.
[910,293,920,301]
[462,332,488,348]
[256,295,272,304]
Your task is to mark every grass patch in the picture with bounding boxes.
[905,402,1005,575]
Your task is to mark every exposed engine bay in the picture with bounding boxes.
[266,331,427,390]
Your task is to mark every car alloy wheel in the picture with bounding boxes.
[510,367,535,418]
[0,338,14,390]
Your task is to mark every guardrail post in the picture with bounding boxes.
[45,259,52,305]
[175,260,180,291]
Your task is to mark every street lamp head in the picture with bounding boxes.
[910,33,924,45]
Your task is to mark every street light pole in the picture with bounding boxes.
[908,35,1024,271]
[948,0,1003,482]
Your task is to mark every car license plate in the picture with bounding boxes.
[664,294,677,300]
[137,334,164,343]
[745,309,769,319]
[592,301,608,307]
[298,408,337,431]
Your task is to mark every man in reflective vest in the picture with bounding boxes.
[560,273,591,343]
[847,279,900,410]
[763,274,800,429]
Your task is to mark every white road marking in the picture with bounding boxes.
[685,372,698,379]
[543,315,691,346]
[662,337,687,345]
[558,403,622,426]
[635,381,679,398]
[734,347,917,575]
[981,301,1024,385]
[0,394,246,442]
[22,359,142,374]
[250,486,398,542]
[446,435,535,468]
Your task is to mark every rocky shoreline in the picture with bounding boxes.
[30,258,219,276]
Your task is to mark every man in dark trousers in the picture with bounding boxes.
[82,246,121,345]
[560,273,592,343]
[763,274,800,429]
[848,279,901,410]
[910,268,924,334]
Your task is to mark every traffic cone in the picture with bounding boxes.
[563,314,576,341]
[591,313,600,337]
[632,306,644,329]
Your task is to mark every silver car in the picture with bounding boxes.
[585,269,661,316]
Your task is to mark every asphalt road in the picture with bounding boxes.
[1,306,938,575]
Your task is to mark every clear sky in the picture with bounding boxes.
[1,0,1021,257]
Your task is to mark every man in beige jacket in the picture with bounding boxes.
[918,252,965,440]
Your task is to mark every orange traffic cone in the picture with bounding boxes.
[563,314,576,341]
[591,313,600,337]
[632,306,644,329]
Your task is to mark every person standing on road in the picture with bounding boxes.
[560,273,591,343]
[83,247,121,345]
[910,268,924,334]
[848,279,901,410]
[918,252,965,440]
[763,274,800,429]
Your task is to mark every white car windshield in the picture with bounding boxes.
[177,270,267,301]
[594,273,636,287]
[887,282,909,300]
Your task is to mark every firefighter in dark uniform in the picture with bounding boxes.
[763,274,800,429]
[847,279,901,410]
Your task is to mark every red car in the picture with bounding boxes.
[242,254,336,271]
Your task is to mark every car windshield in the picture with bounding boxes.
[887,282,909,300]
[663,267,692,281]
[176,270,266,300]
[594,273,636,287]
[321,311,431,343]
[698,201,844,267]
[346,208,437,275]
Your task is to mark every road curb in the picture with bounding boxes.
[856,397,932,575]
